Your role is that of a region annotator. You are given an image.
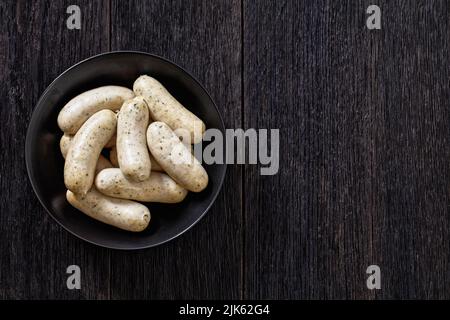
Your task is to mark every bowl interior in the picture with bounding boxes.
[26,52,226,249]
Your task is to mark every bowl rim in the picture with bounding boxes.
[25,50,227,250]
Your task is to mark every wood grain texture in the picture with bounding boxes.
[369,0,450,299]
[0,0,449,300]
[243,0,450,299]
[0,0,111,299]
[109,0,242,299]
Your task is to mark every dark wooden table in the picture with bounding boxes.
[0,0,449,299]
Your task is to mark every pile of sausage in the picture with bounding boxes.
[58,75,208,232]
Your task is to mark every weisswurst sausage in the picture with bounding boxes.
[64,110,116,194]
[96,168,187,203]
[57,86,133,134]
[66,189,150,232]
[146,122,208,192]
[134,75,205,143]
[117,97,151,181]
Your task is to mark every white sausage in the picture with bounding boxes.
[60,134,112,175]
[95,168,187,203]
[66,189,150,232]
[147,122,208,192]
[117,97,151,181]
[57,86,134,134]
[133,75,205,143]
[64,110,117,194]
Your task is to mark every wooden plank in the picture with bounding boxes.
[109,0,242,299]
[368,0,450,299]
[243,0,450,299]
[1,0,448,300]
[0,0,110,299]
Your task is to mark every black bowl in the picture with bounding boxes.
[25,51,226,250]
